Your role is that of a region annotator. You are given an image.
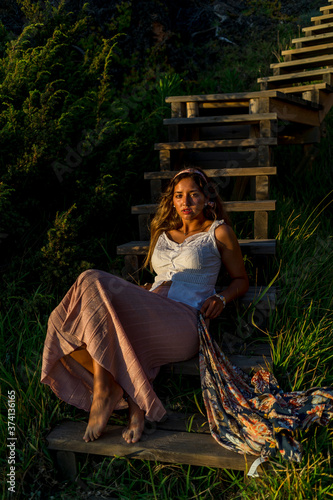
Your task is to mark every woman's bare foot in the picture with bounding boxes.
[122,396,145,444]
[83,361,123,442]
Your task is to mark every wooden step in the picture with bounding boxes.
[320,5,333,13]
[311,13,333,24]
[281,42,333,60]
[144,167,277,180]
[265,82,333,95]
[154,138,277,151]
[171,151,262,168]
[292,31,333,47]
[46,421,266,472]
[131,200,276,215]
[163,113,278,126]
[270,54,333,73]
[302,21,333,35]
[258,68,333,90]
[117,239,276,256]
[166,91,320,113]
[164,89,317,103]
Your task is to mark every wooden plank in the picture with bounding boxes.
[278,124,321,145]
[272,82,333,94]
[144,167,277,180]
[117,239,276,256]
[154,138,277,150]
[258,68,333,89]
[292,32,333,47]
[302,22,333,35]
[47,421,263,471]
[131,200,276,215]
[165,90,286,102]
[318,89,333,120]
[200,125,251,140]
[320,5,333,12]
[179,150,260,168]
[156,412,210,434]
[200,101,249,109]
[163,113,278,126]
[270,54,333,73]
[165,90,321,106]
[281,42,333,60]
[269,98,320,126]
[311,13,333,24]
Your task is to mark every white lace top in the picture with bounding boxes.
[150,220,225,309]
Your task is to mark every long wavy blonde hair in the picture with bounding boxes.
[143,167,231,270]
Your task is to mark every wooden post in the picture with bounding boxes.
[160,150,170,170]
[254,98,271,239]
[186,102,199,118]
[171,102,186,118]
[139,214,150,240]
[302,89,320,104]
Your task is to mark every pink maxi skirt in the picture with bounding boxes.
[41,269,199,422]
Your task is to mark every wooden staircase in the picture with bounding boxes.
[47,2,333,478]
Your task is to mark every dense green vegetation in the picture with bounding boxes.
[0,0,332,498]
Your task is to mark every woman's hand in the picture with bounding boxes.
[200,295,225,320]
[140,283,152,291]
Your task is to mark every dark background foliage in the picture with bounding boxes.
[0,0,328,301]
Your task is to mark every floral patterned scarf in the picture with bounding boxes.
[198,313,333,467]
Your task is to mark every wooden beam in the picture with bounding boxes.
[281,42,333,60]
[258,68,333,89]
[269,98,320,126]
[270,54,333,73]
[302,21,333,35]
[200,101,249,109]
[292,32,333,47]
[46,421,265,472]
[131,200,276,215]
[269,82,333,94]
[154,138,277,150]
[311,13,333,24]
[164,90,288,102]
[144,167,277,180]
[163,113,278,126]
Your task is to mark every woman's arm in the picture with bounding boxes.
[200,224,249,320]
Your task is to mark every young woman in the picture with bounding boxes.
[41,167,249,444]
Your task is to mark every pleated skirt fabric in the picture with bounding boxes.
[41,269,199,422]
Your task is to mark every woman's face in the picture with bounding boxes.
[173,177,207,221]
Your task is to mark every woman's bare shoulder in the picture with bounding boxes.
[214,223,239,250]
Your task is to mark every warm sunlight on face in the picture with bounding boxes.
[173,177,207,221]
